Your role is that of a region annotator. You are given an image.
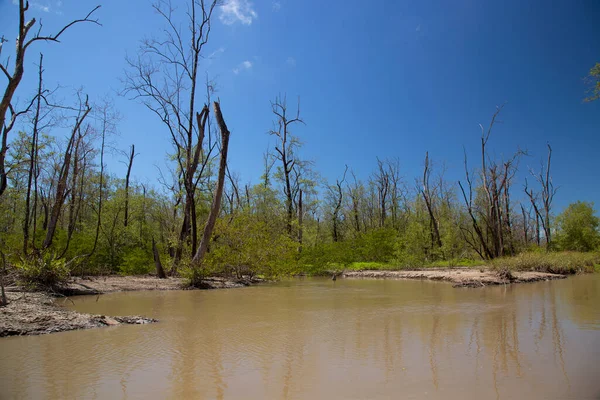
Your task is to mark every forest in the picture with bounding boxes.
[1,0,599,293]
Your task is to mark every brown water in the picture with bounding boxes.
[1,276,599,400]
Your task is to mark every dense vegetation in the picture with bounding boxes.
[1,1,598,291]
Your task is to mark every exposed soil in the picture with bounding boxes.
[342,268,567,287]
[0,275,260,337]
[0,292,156,337]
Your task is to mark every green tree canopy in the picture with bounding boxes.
[556,201,600,251]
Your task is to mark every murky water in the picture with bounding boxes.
[1,275,599,399]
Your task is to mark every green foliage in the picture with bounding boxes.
[119,248,153,275]
[489,251,600,275]
[555,201,600,252]
[584,62,600,102]
[16,253,70,288]
[204,212,298,278]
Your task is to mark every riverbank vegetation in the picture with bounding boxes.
[1,1,599,300]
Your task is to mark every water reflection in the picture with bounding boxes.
[1,276,599,399]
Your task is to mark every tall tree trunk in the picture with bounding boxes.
[191,102,230,283]
[43,104,91,249]
[297,189,303,253]
[124,144,135,227]
[23,53,44,255]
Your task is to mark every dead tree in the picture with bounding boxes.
[190,102,230,284]
[374,158,390,227]
[124,0,218,270]
[42,97,91,249]
[124,144,135,227]
[268,95,304,236]
[23,53,47,255]
[328,165,348,242]
[420,152,442,251]
[347,170,363,233]
[458,107,522,259]
[525,144,556,250]
[0,1,100,199]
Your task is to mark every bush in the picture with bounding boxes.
[119,248,153,275]
[16,253,70,288]
[489,251,600,275]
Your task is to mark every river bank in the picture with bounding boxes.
[342,268,567,287]
[0,270,573,337]
[0,275,260,337]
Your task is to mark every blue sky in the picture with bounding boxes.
[1,0,599,212]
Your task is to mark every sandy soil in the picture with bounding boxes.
[342,268,567,287]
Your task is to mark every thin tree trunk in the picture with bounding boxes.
[124,144,135,227]
[23,53,44,255]
[153,237,167,279]
[43,105,91,249]
[297,189,303,253]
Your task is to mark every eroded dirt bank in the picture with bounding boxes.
[0,276,260,337]
[0,292,156,337]
[61,275,256,295]
[342,268,567,287]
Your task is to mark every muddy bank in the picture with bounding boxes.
[59,275,260,295]
[342,268,567,287]
[0,292,156,337]
[1,275,260,337]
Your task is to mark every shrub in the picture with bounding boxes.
[16,253,70,288]
[489,251,600,275]
[119,248,153,275]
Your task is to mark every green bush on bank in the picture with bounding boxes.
[489,251,600,275]
[16,252,70,289]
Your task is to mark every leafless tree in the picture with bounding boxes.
[124,144,136,227]
[346,170,363,233]
[42,95,91,249]
[459,106,523,259]
[190,101,231,284]
[268,94,305,236]
[420,152,442,250]
[328,165,348,242]
[0,1,100,199]
[124,0,218,270]
[525,144,556,250]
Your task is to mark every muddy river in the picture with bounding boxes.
[1,275,599,399]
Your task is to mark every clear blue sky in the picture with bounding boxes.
[1,0,599,211]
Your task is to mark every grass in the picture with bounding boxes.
[299,251,600,276]
[489,251,600,275]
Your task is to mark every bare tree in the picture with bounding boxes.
[525,144,556,250]
[374,158,390,228]
[124,0,218,270]
[268,95,305,236]
[190,101,231,284]
[23,53,46,254]
[458,106,522,259]
[420,152,442,250]
[346,170,363,234]
[124,144,136,227]
[328,165,348,242]
[0,1,100,199]
[42,96,91,249]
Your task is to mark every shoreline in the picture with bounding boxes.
[0,275,260,338]
[342,268,568,287]
[0,270,572,338]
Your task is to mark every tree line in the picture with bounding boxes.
[0,1,598,290]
